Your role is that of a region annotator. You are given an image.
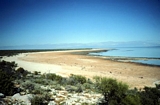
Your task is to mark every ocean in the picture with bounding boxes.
[90,47,160,66]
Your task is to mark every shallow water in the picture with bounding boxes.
[133,59,160,66]
[91,47,160,66]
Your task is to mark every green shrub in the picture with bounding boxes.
[87,78,93,84]
[65,85,77,92]
[32,88,43,94]
[16,67,25,73]
[32,85,47,94]
[0,70,15,95]
[94,76,129,104]
[31,93,51,105]
[46,73,56,80]
[138,86,160,105]
[16,67,28,77]
[9,61,17,69]
[66,77,75,85]
[54,84,62,90]
[45,73,63,82]
[55,75,63,82]
[21,80,35,93]
[31,95,46,105]
[68,74,87,85]
[34,71,40,75]
[121,94,141,105]
[75,83,83,93]
[34,78,50,85]
[83,83,93,89]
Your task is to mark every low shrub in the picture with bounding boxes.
[21,80,35,93]
[67,74,87,85]
[83,83,93,89]
[30,95,46,105]
[65,85,77,92]
[30,93,51,105]
[16,67,28,77]
[0,70,15,95]
[34,71,40,75]
[75,83,83,93]
[54,84,62,90]
[32,85,48,94]
[66,77,75,85]
[45,73,63,83]
[138,86,160,105]
[93,76,129,105]
[34,78,50,85]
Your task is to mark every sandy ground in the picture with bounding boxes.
[2,49,160,89]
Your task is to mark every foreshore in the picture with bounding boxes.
[2,49,160,89]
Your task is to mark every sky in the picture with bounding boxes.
[0,0,160,48]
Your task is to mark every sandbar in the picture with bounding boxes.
[2,49,160,89]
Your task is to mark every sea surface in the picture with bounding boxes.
[90,47,160,66]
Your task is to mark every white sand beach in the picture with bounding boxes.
[2,49,160,89]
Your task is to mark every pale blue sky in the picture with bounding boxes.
[0,0,160,48]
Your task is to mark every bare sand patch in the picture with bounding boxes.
[2,49,160,89]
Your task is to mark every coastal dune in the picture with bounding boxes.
[2,49,160,89]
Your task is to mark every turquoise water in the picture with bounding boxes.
[91,47,160,66]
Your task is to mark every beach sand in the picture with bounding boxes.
[2,49,160,89]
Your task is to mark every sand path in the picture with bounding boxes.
[2,49,160,89]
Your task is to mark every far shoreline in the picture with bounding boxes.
[1,48,160,67]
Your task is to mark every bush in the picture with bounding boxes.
[32,85,48,94]
[34,71,40,75]
[34,78,50,85]
[45,73,63,83]
[30,93,51,105]
[68,74,87,85]
[65,85,77,92]
[54,84,62,90]
[138,86,160,105]
[66,77,75,85]
[0,70,15,95]
[94,76,129,105]
[31,95,47,105]
[16,67,28,77]
[121,94,141,105]
[75,83,83,93]
[21,80,35,93]
[0,60,17,78]
[83,83,93,90]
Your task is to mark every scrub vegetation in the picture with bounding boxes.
[0,48,92,56]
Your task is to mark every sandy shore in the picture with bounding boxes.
[2,49,160,89]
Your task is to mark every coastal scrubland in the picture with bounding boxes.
[0,60,160,105]
[0,49,160,104]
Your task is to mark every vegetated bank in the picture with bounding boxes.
[0,48,93,57]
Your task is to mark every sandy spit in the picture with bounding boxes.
[2,49,160,89]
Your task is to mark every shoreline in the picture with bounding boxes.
[70,49,160,67]
[89,55,160,67]
[88,49,160,66]
[1,49,160,89]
